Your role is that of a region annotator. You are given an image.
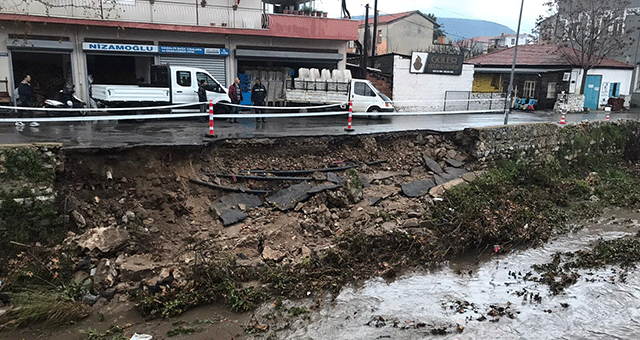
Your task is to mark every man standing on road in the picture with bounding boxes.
[251,78,267,122]
[228,77,242,123]
[198,80,207,113]
[16,74,38,127]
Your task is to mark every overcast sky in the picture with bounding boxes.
[317,0,550,37]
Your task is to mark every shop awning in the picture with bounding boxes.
[474,67,571,74]
[7,39,74,51]
[235,48,343,62]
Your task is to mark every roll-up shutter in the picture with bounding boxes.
[159,56,227,87]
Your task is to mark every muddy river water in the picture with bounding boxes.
[284,210,640,340]
[5,210,640,340]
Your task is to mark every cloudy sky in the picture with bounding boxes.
[317,0,551,36]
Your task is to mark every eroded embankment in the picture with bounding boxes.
[2,121,640,339]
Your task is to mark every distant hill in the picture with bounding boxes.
[437,17,515,41]
[354,14,515,41]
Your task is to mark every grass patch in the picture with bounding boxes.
[0,290,91,329]
[82,326,127,340]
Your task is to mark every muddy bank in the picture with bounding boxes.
[2,122,640,339]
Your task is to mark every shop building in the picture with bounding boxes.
[0,0,356,106]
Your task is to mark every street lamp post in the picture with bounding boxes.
[504,0,525,125]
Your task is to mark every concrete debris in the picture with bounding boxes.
[262,246,286,262]
[93,258,118,290]
[76,227,129,254]
[116,254,159,282]
[122,210,135,224]
[402,179,436,198]
[430,178,468,198]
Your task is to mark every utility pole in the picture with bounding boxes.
[503,0,524,125]
[371,0,378,68]
[363,4,369,77]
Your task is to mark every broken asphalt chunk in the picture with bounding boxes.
[402,179,436,198]
[445,158,464,168]
[422,155,444,174]
[266,181,312,211]
[307,183,342,194]
[219,209,248,226]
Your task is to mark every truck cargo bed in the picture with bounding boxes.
[92,85,170,103]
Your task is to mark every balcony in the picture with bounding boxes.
[0,0,264,29]
[0,0,357,40]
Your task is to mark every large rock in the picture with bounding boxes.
[402,179,436,198]
[116,254,158,282]
[76,227,129,254]
[266,181,312,211]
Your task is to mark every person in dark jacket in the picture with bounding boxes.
[228,77,242,123]
[16,74,38,127]
[251,78,267,122]
[198,80,207,113]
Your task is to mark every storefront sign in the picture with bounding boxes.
[159,46,230,56]
[0,53,8,57]
[82,42,158,53]
[410,52,464,75]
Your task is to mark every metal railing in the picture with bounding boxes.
[0,0,264,29]
[444,91,507,112]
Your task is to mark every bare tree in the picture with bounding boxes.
[540,0,635,94]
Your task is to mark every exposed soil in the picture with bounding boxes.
[3,123,640,339]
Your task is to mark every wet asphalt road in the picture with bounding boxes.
[1,111,638,148]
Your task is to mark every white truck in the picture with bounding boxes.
[284,69,394,113]
[91,65,229,112]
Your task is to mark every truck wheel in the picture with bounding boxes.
[367,107,382,119]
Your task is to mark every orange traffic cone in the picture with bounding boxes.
[559,112,566,125]
[606,112,610,121]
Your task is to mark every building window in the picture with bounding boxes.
[547,82,557,99]
[177,71,191,87]
[377,30,382,44]
[510,38,515,45]
[524,81,536,98]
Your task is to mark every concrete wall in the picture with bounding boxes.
[392,55,474,112]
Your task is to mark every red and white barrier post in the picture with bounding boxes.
[344,101,354,132]
[205,100,217,138]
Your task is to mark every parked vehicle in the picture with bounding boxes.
[44,83,87,115]
[91,65,229,112]
[284,68,394,114]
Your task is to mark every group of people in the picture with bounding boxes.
[198,76,268,123]
[14,74,39,128]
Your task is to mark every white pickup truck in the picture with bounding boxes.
[91,65,229,111]
[285,77,394,113]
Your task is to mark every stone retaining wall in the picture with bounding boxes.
[456,120,640,164]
